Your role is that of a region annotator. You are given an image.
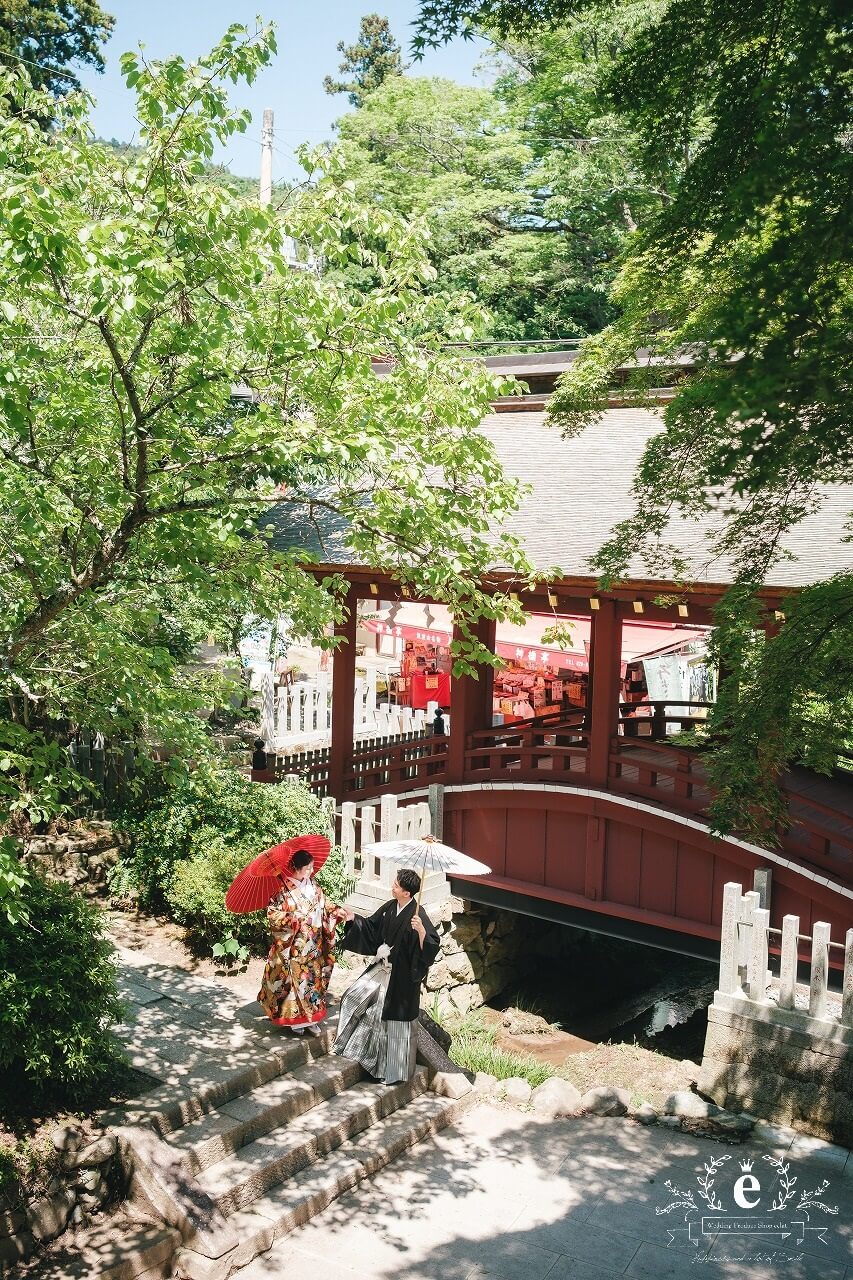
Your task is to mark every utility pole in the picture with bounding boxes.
[259,107,273,207]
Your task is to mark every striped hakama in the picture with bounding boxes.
[333,962,417,1085]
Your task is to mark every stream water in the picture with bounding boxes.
[493,925,719,1062]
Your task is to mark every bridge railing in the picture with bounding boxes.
[617,699,715,739]
[719,881,853,1017]
[464,712,588,781]
[608,737,710,814]
[337,791,434,891]
[275,729,448,799]
[344,733,448,799]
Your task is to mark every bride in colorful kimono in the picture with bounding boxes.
[257,849,345,1034]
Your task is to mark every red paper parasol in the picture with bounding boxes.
[224,834,332,914]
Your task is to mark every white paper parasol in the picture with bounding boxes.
[362,835,491,904]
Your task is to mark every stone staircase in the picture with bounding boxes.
[96,1026,467,1280]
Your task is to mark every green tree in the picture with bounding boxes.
[417,0,853,836]
[0,23,533,908]
[335,10,666,338]
[0,0,113,95]
[324,13,404,107]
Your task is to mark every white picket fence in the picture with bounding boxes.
[337,791,443,896]
[719,881,853,1029]
[259,670,447,751]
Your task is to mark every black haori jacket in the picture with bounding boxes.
[341,898,440,1022]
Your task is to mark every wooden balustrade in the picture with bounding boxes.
[608,737,710,814]
[464,712,588,781]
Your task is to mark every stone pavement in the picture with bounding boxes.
[109,945,853,1280]
[233,1100,853,1280]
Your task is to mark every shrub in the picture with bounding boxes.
[169,836,354,953]
[115,769,353,952]
[0,874,126,1107]
[114,768,329,907]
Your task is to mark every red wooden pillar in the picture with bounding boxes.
[447,616,497,785]
[328,584,358,801]
[587,599,622,789]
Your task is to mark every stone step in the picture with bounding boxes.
[165,1053,364,1173]
[174,1088,461,1280]
[196,1069,430,1216]
[99,1031,335,1137]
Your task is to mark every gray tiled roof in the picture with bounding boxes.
[267,406,853,589]
[480,408,853,588]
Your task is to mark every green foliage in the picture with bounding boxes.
[0,0,113,97]
[335,9,669,339]
[212,932,250,966]
[0,22,532,769]
[0,873,126,1103]
[414,1,581,50]
[324,13,405,107]
[113,767,354,953]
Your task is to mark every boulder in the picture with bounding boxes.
[0,1229,35,1266]
[425,960,451,992]
[0,1209,27,1238]
[447,918,483,948]
[664,1090,720,1120]
[473,1072,498,1095]
[446,952,477,983]
[27,1189,75,1242]
[579,1085,630,1117]
[448,983,480,1015]
[658,1115,683,1129]
[635,1103,658,1125]
[710,1111,754,1135]
[73,1167,106,1194]
[499,1077,532,1106]
[430,1070,473,1100]
[51,1124,83,1153]
[530,1077,582,1119]
[63,1133,117,1169]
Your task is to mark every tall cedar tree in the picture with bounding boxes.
[0,0,113,94]
[324,13,404,107]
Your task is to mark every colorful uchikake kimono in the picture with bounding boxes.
[257,878,341,1029]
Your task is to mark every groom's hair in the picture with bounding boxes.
[397,868,421,896]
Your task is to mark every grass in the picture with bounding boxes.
[441,1009,554,1088]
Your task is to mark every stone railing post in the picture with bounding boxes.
[779,914,799,1010]
[809,921,832,1020]
[843,928,853,1029]
[340,801,357,877]
[737,890,761,990]
[747,905,770,1001]
[428,783,444,840]
[718,882,742,994]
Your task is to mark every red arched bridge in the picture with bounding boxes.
[274,713,853,965]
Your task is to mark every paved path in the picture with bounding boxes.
[110,945,853,1280]
[233,1106,853,1280]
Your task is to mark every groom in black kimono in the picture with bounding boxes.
[333,868,441,1084]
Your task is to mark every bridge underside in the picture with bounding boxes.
[448,874,721,961]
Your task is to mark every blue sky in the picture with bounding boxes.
[75,1,487,183]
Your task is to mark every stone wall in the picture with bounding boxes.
[0,1126,122,1268]
[699,994,853,1147]
[426,897,529,1016]
[20,821,127,893]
